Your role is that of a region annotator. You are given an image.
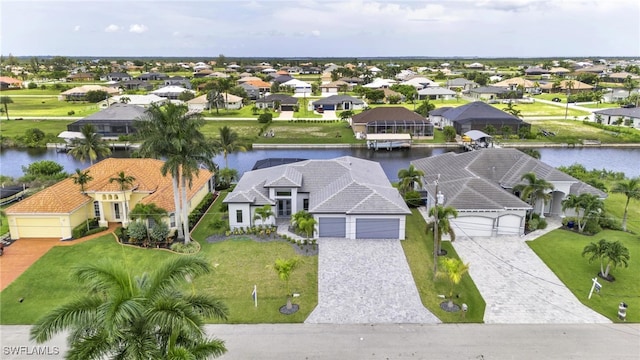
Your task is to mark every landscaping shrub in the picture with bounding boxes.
[71,218,100,239]
[404,190,423,208]
[67,110,75,116]
[115,226,129,243]
[258,113,273,124]
[149,222,170,245]
[127,221,148,242]
[188,193,215,229]
[170,241,199,254]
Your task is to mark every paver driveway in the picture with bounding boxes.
[305,238,440,324]
[451,218,610,324]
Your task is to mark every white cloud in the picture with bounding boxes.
[129,24,149,33]
[104,24,120,32]
[242,1,262,10]
[311,30,320,37]
[73,25,81,32]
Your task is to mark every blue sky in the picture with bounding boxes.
[1,0,639,58]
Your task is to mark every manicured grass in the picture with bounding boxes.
[498,120,640,145]
[402,209,486,322]
[0,235,318,325]
[605,192,640,235]
[534,93,568,101]
[1,89,64,96]
[491,102,589,117]
[203,106,257,118]
[0,119,73,139]
[580,102,619,109]
[527,229,639,323]
[5,96,100,117]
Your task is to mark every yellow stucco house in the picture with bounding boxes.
[5,158,214,240]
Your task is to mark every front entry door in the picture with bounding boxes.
[277,199,291,216]
[113,203,121,220]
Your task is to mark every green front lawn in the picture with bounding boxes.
[4,96,101,117]
[528,229,639,322]
[491,102,589,117]
[0,119,73,139]
[402,209,486,322]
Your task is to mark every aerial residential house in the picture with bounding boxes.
[104,72,132,82]
[438,101,530,135]
[5,158,214,240]
[255,94,298,111]
[280,78,312,96]
[350,106,433,138]
[468,86,511,101]
[605,72,640,83]
[592,107,640,128]
[59,85,120,101]
[465,62,484,70]
[412,148,607,237]
[524,66,548,76]
[66,103,147,137]
[602,88,639,103]
[239,82,261,100]
[427,107,453,128]
[224,156,410,239]
[0,76,22,90]
[417,87,457,100]
[400,76,438,90]
[237,76,263,84]
[112,79,153,91]
[187,92,244,112]
[244,80,272,94]
[548,67,571,76]
[99,94,168,109]
[66,73,95,82]
[363,78,396,89]
[311,95,366,112]
[446,78,479,92]
[319,80,349,97]
[151,86,196,100]
[164,76,192,89]
[538,80,593,94]
[136,72,168,81]
[492,77,538,94]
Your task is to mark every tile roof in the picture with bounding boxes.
[77,103,147,121]
[6,158,212,215]
[312,95,365,106]
[352,107,426,124]
[225,156,409,215]
[411,148,606,211]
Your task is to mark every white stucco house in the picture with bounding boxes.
[592,107,640,128]
[223,157,411,239]
[280,78,312,96]
[412,148,607,237]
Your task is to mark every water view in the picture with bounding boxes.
[1,146,639,181]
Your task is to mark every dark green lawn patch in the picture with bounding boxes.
[402,209,485,322]
[528,229,639,322]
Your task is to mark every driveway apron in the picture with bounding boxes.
[451,225,611,324]
[305,238,440,324]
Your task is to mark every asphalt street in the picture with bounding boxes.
[1,323,638,359]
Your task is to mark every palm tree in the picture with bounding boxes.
[503,102,521,118]
[291,210,313,234]
[623,75,638,98]
[214,126,246,169]
[611,177,640,231]
[69,124,112,165]
[207,87,224,115]
[136,103,216,243]
[513,172,554,220]
[0,96,14,120]
[437,257,470,309]
[602,240,630,280]
[217,77,234,110]
[71,168,93,192]
[71,169,94,230]
[273,257,300,310]
[297,217,316,238]
[582,239,609,277]
[30,256,229,360]
[427,205,458,256]
[109,171,136,224]
[521,149,541,159]
[130,202,168,243]
[216,167,238,190]
[253,204,274,226]
[397,165,424,195]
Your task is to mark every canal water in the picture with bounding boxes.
[1,146,639,181]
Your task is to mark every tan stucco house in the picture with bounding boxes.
[6,158,214,240]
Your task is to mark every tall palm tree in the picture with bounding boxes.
[563,193,604,233]
[72,169,94,230]
[397,165,424,195]
[427,205,458,256]
[136,103,216,243]
[513,172,554,220]
[611,177,640,231]
[214,126,246,169]
[0,96,14,121]
[69,124,112,165]
[30,256,229,360]
[217,77,234,110]
[109,171,136,224]
[623,75,638,98]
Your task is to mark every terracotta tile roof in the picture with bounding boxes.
[245,80,272,88]
[6,158,212,214]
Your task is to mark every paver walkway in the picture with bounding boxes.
[305,238,440,324]
[449,218,610,324]
[0,223,118,291]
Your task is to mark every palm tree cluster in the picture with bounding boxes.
[135,103,216,243]
[513,172,554,220]
[582,239,630,281]
[561,193,605,233]
[69,124,112,165]
[30,256,229,359]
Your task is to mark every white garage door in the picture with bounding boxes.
[15,217,62,238]
[355,218,399,239]
[318,217,346,238]
[452,216,494,237]
[497,214,523,235]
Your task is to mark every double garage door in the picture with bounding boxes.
[318,217,399,239]
[15,217,62,238]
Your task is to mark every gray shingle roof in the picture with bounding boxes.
[225,156,409,215]
[255,94,298,105]
[411,148,606,211]
[77,103,147,121]
[441,101,522,124]
[312,95,365,106]
[593,107,640,117]
[352,107,426,124]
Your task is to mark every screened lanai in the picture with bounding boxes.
[365,120,434,137]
